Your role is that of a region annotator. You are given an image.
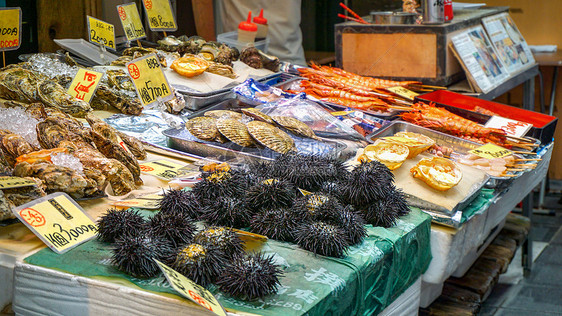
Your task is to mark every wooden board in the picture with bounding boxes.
[341,33,437,78]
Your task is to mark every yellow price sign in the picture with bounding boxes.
[139,159,185,180]
[116,2,146,41]
[155,260,227,316]
[13,192,97,254]
[331,111,355,116]
[126,53,173,107]
[87,16,116,50]
[67,68,103,103]
[386,86,419,101]
[469,143,512,159]
[142,0,177,31]
[111,193,163,209]
[0,176,37,189]
[0,7,22,51]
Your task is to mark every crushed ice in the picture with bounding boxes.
[51,152,85,175]
[0,107,41,148]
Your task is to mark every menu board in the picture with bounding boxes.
[482,13,535,74]
[450,25,510,93]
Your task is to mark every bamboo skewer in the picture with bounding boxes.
[499,174,519,177]
[506,168,526,172]
[514,158,542,162]
[513,151,537,155]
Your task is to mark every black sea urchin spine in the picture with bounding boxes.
[363,199,400,228]
[158,188,201,218]
[200,196,252,228]
[148,211,196,248]
[193,226,245,258]
[217,252,283,300]
[334,207,367,245]
[172,243,227,287]
[245,178,296,212]
[294,221,350,258]
[97,208,146,243]
[250,208,300,242]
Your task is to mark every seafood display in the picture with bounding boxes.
[157,35,240,67]
[454,153,536,177]
[410,157,463,191]
[0,179,46,221]
[239,47,280,71]
[170,56,210,78]
[0,130,37,166]
[246,120,295,153]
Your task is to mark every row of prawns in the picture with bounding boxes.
[294,63,420,112]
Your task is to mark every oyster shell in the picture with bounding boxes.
[271,115,320,140]
[158,35,184,52]
[110,55,133,66]
[241,108,274,124]
[216,118,256,147]
[0,179,46,221]
[199,42,221,61]
[204,110,242,120]
[183,36,206,54]
[92,85,143,116]
[239,47,280,71]
[117,131,147,160]
[410,157,462,191]
[107,69,135,91]
[37,81,92,118]
[246,121,295,153]
[206,61,237,79]
[0,130,36,166]
[185,117,220,141]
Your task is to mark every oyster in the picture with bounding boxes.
[410,157,462,191]
[107,69,135,91]
[110,55,133,67]
[157,35,185,52]
[36,117,91,149]
[271,115,320,140]
[359,141,409,170]
[0,179,46,221]
[216,118,256,147]
[0,130,37,166]
[117,131,147,160]
[92,85,143,116]
[199,41,221,62]
[123,47,167,67]
[37,81,92,118]
[13,161,100,198]
[204,110,243,120]
[241,108,274,124]
[183,36,206,54]
[206,61,237,79]
[0,68,41,103]
[0,149,11,175]
[185,117,220,141]
[240,47,280,71]
[246,121,295,153]
[164,90,186,114]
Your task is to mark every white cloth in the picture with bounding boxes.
[215,0,307,66]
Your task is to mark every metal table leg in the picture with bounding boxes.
[522,192,533,277]
[523,77,535,111]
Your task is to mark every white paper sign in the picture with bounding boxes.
[484,115,532,137]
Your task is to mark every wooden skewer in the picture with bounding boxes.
[514,158,542,162]
[506,135,538,144]
[500,174,519,177]
[506,168,526,172]
[512,151,537,155]
[507,164,537,169]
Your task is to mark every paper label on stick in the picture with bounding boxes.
[386,86,419,101]
[142,0,177,31]
[155,260,227,316]
[87,16,116,50]
[484,115,532,137]
[469,143,512,159]
[13,192,97,254]
[67,68,103,103]
[0,176,37,189]
[139,159,185,180]
[110,193,163,209]
[126,53,173,107]
[0,7,21,51]
[117,2,146,41]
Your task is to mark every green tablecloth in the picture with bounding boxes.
[24,208,431,316]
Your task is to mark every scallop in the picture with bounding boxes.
[272,115,320,140]
[185,117,219,141]
[246,121,295,154]
[216,118,256,147]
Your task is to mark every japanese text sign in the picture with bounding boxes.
[67,68,103,103]
[14,192,97,254]
[126,53,173,107]
[484,115,533,138]
[155,260,227,316]
[0,176,37,189]
[0,7,22,51]
[142,0,177,31]
[139,159,185,180]
[116,2,146,41]
[385,86,419,101]
[110,193,163,209]
[87,16,116,50]
[469,143,512,159]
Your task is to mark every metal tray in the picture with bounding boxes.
[163,99,348,162]
[272,78,403,119]
[367,121,529,185]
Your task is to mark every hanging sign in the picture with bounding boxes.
[0,7,22,51]
[155,260,227,316]
[469,143,512,159]
[13,192,97,254]
[142,0,177,32]
[67,68,103,103]
[126,53,173,108]
[117,2,146,41]
[87,16,116,50]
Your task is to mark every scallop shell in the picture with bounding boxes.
[185,117,219,141]
[246,121,295,154]
[241,108,275,124]
[216,118,256,147]
[204,110,243,120]
[271,115,320,140]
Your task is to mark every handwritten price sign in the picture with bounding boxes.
[111,193,163,209]
[155,260,227,316]
[87,16,115,50]
[484,115,533,138]
[116,2,146,41]
[13,192,97,254]
[142,0,177,31]
[385,86,419,101]
[126,54,173,108]
[0,176,37,189]
[67,68,103,103]
[469,143,512,159]
[0,7,21,51]
[139,159,185,180]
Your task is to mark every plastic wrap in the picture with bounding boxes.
[233,78,299,106]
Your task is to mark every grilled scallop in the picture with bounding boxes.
[246,121,295,154]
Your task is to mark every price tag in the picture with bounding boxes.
[469,143,512,159]
[116,2,146,41]
[298,188,313,196]
[126,53,173,107]
[386,86,419,101]
[67,68,103,103]
[155,260,227,316]
[0,176,37,189]
[87,16,116,50]
[142,0,177,32]
[110,193,163,209]
[331,111,355,116]
[139,159,185,180]
[484,115,533,138]
[13,192,97,254]
[0,7,21,51]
